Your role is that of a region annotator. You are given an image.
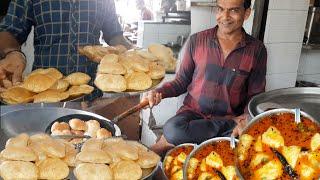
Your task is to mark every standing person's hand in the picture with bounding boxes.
[232,114,249,136]
[0,51,26,89]
[141,90,162,108]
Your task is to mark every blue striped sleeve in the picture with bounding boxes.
[0,0,35,44]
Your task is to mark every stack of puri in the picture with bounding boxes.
[94,49,165,93]
[74,137,160,180]
[51,119,112,144]
[78,45,128,62]
[0,68,94,104]
[0,133,75,179]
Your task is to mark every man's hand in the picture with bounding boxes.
[0,51,26,88]
[141,90,162,108]
[108,34,134,50]
[232,114,249,136]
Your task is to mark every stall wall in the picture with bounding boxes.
[298,49,320,84]
[137,22,191,48]
[264,0,309,90]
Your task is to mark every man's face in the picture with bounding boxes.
[216,0,251,35]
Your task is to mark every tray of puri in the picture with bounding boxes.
[0,68,94,104]
[79,44,177,97]
[236,109,320,180]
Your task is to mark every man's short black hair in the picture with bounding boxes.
[217,0,251,10]
[244,0,251,9]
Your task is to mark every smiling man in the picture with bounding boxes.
[143,0,267,154]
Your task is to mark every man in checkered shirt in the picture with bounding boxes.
[143,0,267,154]
[0,0,131,100]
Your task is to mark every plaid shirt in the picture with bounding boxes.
[157,26,267,119]
[0,0,122,100]
[0,0,122,77]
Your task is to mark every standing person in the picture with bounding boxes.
[143,0,267,154]
[0,0,131,99]
[161,0,177,14]
[136,0,153,20]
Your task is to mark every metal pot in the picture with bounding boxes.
[244,108,318,133]
[235,108,320,180]
[247,87,320,120]
[162,143,196,180]
[183,137,239,180]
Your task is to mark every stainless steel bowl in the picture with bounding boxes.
[162,143,196,180]
[247,87,320,120]
[243,108,318,133]
[236,108,320,180]
[142,161,160,180]
[183,137,239,180]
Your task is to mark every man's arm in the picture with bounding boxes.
[0,32,21,54]
[0,0,34,84]
[142,36,195,107]
[108,34,133,49]
[101,0,132,48]
[0,32,26,85]
[156,35,195,98]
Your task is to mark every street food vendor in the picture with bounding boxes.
[0,0,131,99]
[143,0,267,154]
[136,0,153,21]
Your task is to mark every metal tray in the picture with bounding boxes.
[0,107,121,149]
[248,87,320,120]
[102,77,165,98]
[0,94,86,105]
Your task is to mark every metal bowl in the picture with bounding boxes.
[183,137,239,180]
[235,108,320,179]
[243,108,318,133]
[162,143,196,180]
[141,157,160,180]
[247,87,320,120]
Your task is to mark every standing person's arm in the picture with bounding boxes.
[0,0,34,84]
[109,34,133,49]
[102,0,132,49]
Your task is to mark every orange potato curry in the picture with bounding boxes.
[237,112,320,180]
[164,145,194,180]
[186,140,239,180]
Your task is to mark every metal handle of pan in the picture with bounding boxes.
[112,100,149,123]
